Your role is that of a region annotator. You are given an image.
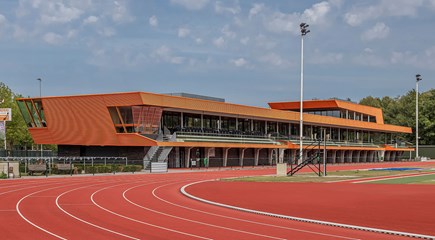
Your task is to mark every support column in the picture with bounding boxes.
[268,149,274,165]
[348,151,354,163]
[355,151,361,163]
[340,150,345,163]
[278,149,285,163]
[185,147,193,168]
[385,151,391,161]
[331,150,337,164]
[223,148,230,167]
[254,148,261,166]
[239,148,246,167]
[362,151,368,163]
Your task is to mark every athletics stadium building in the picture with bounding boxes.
[16,92,413,168]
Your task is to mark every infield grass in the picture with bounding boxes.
[224,168,435,183]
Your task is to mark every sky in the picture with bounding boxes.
[0,0,434,107]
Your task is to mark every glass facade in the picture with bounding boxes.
[304,109,377,123]
[16,99,47,128]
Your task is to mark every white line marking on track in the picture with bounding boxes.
[16,183,86,240]
[55,182,140,240]
[90,180,213,240]
[182,180,435,240]
[151,180,359,240]
[123,182,286,240]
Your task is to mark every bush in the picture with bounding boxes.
[0,172,7,179]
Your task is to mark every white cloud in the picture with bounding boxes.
[151,45,185,64]
[255,34,276,50]
[83,15,98,25]
[258,53,291,67]
[112,0,134,23]
[195,38,203,44]
[249,3,264,19]
[264,12,300,34]
[215,1,240,15]
[213,36,225,48]
[178,27,190,38]
[149,15,158,27]
[230,58,248,67]
[98,27,116,37]
[221,25,236,39]
[0,14,6,25]
[302,1,331,24]
[344,0,425,26]
[43,32,62,45]
[353,49,387,67]
[361,22,390,41]
[170,0,209,10]
[240,37,249,45]
[40,2,83,24]
[309,49,343,64]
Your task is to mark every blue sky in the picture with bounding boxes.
[0,0,434,107]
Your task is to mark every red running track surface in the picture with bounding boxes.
[0,162,431,240]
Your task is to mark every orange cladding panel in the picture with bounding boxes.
[32,94,155,146]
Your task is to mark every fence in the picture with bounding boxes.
[0,157,144,178]
[0,150,56,157]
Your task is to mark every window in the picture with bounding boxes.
[221,117,236,130]
[163,111,181,131]
[203,115,219,130]
[16,99,47,128]
[237,118,251,132]
[267,121,277,134]
[253,120,265,134]
[183,113,201,128]
[278,122,289,136]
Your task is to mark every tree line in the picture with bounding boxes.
[359,89,435,145]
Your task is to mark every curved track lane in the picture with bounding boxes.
[0,167,419,239]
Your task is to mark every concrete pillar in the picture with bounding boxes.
[239,148,246,167]
[385,151,391,161]
[185,147,193,168]
[362,151,368,162]
[278,149,285,163]
[254,148,261,166]
[391,151,396,162]
[223,148,230,167]
[355,151,361,163]
[331,150,337,164]
[340,150,345,163]
[348,151,354,163]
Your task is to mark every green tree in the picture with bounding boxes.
[0,82,34,150]
[359,89,435,145]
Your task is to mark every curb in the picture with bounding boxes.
[180,180,435,240]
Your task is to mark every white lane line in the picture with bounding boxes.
[16,182,90,240]
[352,172,435,184]
[55,181,140,240]
[151,181,359,240]
[90,180,213,240]
[123,182,286,240]
[182,180,435,240]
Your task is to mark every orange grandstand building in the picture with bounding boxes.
[16,92,413,168]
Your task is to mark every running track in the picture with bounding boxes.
[1,162,433,240]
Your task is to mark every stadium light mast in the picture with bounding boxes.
[299,23,310,163]
[415,74,422,160]
[37,78,42,157]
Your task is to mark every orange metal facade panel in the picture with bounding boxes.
[28,128,55,144]
[30,95,155,146]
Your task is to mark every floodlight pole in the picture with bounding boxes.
[37,78,43,157]
[299,23,310,163]
[415,74,422,160]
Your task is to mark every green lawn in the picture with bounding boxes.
[224,169,435,183]
[367,174,435,184]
